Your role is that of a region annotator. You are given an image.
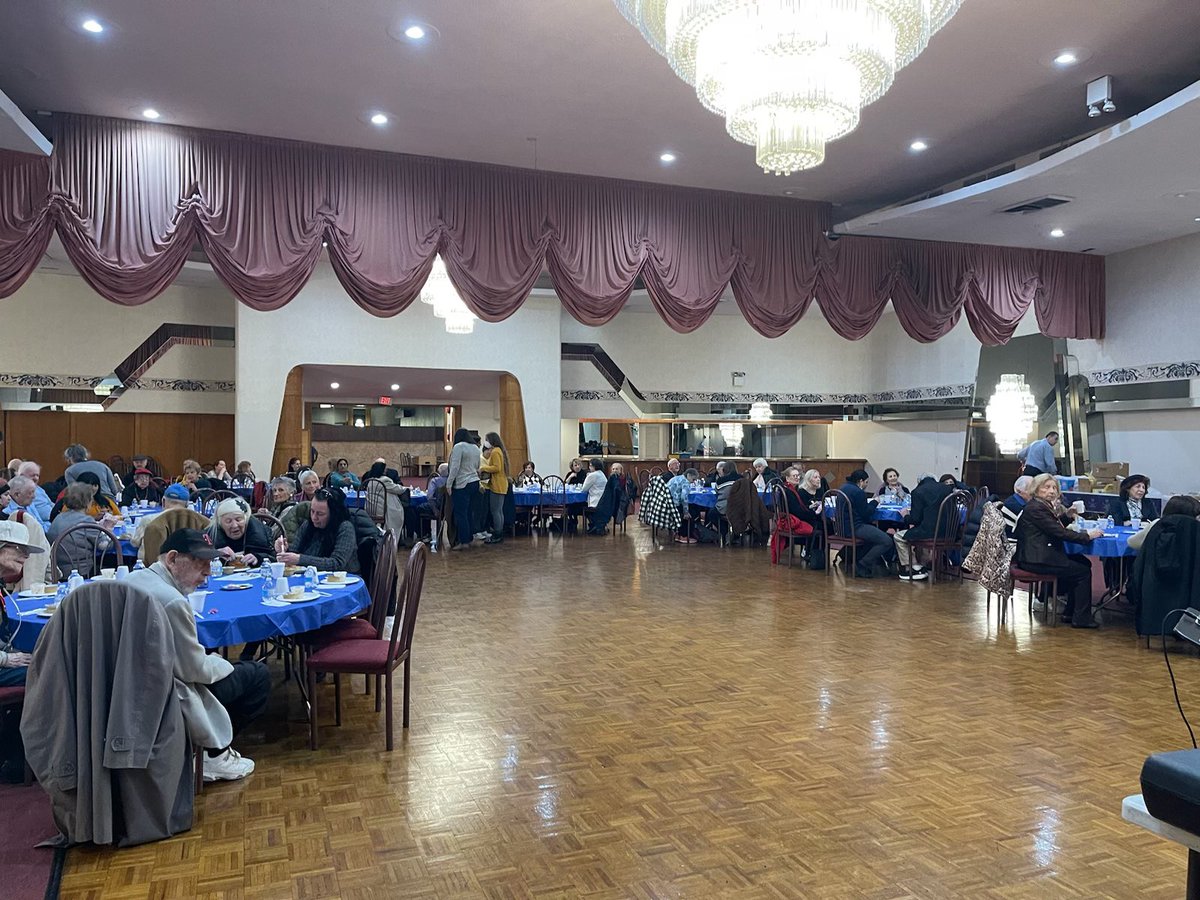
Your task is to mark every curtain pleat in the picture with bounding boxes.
[0,114,1104,342]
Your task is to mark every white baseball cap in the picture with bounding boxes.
[0,519,45,554]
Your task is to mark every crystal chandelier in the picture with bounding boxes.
[986,374,1038,455]
[718,422,744,444]
[419,254,477,334]
[613,0,963,174]
[749,401,773,422]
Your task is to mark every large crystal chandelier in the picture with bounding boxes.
[419,254,477,335]
[986,374,1038,455]
[613,0,963,174]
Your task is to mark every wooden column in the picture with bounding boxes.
[271,367,307,477]
[499,374,529,472]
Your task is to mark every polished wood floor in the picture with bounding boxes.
[58,528,1193,898]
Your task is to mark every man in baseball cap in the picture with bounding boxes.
[126,528,270,782]
[0,520,45,689]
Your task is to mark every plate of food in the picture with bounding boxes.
[277,589,320,603]
[319,572,361,587]
[216,570,260,581]
[32,604,59,618]
[18,584,60,599]
[284,565,305,577]
[220,583,255,592]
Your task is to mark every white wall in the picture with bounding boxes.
[235,263,560,477]
[828,418,968,490]
[0,269,236,413]
[1103,410,1200,496]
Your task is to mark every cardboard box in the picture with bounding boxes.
[1091,461,1130,480]
[418,455,436,468]
[1074,476,1093,493]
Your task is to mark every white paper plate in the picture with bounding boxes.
[319,575,362,587]
[215,571,261,581]
[276,592,321,603]
[18,588,60,599]
[31,607,58,618]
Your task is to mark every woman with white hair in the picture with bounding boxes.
[208,497,274,566]
[296,469,321,503]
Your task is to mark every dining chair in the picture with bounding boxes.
[363,478,388,527]
[49,521,124,580]
[539,475,569,535]
[770,484,800,566]
[820,489,860,576]
[307,543,428,751]
[252,510,286,545]
[908,490,971,583]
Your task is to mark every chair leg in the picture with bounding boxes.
[194,746,203,795]
[385,669,394,751]
[334,674,341,725]
[308,667,319,750]
[375,674,382,712]
[403,656,412,729]
[365,673,370,696]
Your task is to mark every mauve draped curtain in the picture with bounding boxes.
[0,114,1104,344]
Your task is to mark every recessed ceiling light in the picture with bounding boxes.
[1194,217,1200,223]
[909,140,928,152]
[370,112,388,126]
[141,108,160,120]
[443,384,453,391]
[404,24,426,40]
[330,381,340,389]
[1049,228,1065,238]
[659,151,677,163]
[1053,51,1077,66]
[321,240,328,248]
[81,18,104,33]
[390,383,400,391]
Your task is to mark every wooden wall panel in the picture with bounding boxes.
[499,375,528,473]
[3,411,232,481]
[272,367,305,479]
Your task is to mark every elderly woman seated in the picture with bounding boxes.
[47,483,111,577]
[295,469,321,503]
[208,497,274,567]
[52,471,121,522]
[275,488,359,572]
[230,460,256,489]
[262,477,296,518]
[179,459,210,497]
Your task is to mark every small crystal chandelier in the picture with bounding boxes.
[749,401,773,422]
[419,254,477,334]
[613,0,963,174]
[986,374,1038,455]
[718,422,744,444]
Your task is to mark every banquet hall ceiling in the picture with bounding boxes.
[2,1,1200,218]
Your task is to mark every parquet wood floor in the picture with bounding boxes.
[55,530,1193,898]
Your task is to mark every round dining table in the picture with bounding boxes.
[4,569,371,652]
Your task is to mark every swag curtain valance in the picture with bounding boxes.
[0,114,1104,344]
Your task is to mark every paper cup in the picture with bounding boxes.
[101,568,116,578]
[115,565,130,580]
[270,561,285,581]
[188,591,209,613]
[1071,500,1086,513]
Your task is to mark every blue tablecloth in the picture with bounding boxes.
[1065,526,1138,558]
[874,505,906,523]
[4,572,370,652]
[686,487,773,509]
[513,487,587,507]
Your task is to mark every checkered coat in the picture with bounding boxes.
[638,475,681,530]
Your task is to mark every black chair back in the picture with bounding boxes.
[49,521,124,580]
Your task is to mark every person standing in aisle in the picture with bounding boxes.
[447,428,482,551]
[479,432,510,545]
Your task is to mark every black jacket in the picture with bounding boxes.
[121,482,163,506]
[1014,498,1093,568]
[902,478,956,541]
[1130,515,1200,636]
[1105,495,1158,526]
[212,517,275,562]
[780,484,822,529]
[362,466,400,483]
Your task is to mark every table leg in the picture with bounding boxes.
[1188,847,1200,900]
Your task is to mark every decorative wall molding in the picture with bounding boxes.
[1085,360,1200,386]
[0,373,234,392]
[562,384,974,405]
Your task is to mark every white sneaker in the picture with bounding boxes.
[203,747,256,782]
[473,532,491,541]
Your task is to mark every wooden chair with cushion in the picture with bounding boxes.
[538,476,569,535]
[820,489,860,576]
[770,484,805,567]
[1010,566,1060,626]
[307,542,428,751]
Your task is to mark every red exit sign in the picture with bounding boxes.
[378,396,393,405]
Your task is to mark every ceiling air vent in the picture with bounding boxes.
[1000,195,1073,215]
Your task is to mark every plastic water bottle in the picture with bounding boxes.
[55,581,68,605]
[1131,515,1141,531]
[261,561,275,597]
[67,569,84,593]
[133,559,145,572]
[304,566,318,592]
[210,558,223,580]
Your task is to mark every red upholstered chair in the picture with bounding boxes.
[307,543,429,751]
[1010,565,1059,626]
[820,489,860,576]
[304,531,398,648]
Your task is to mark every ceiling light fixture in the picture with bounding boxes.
[390,383,400,391]
[909,139,928,152]
[444,385,453,391]
[81,18,104,33]
[614,0,962,174]
[404,24,426,40]
[986,374,1038,454]
[330,382,340,389]
[141,108,160,120]
[659,151,677,163]
[1049,228,1065,238]
[370,112,388,126]
[419,254,477,334]
[1053,51,1077,66]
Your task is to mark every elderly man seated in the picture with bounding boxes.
[121,467,163,506]
[1001,475,1033,538]
[130,483,206,561]
[127,529,270,781]
[3,475,51,530]
[0,520,45,686]
[14,462,54,522]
